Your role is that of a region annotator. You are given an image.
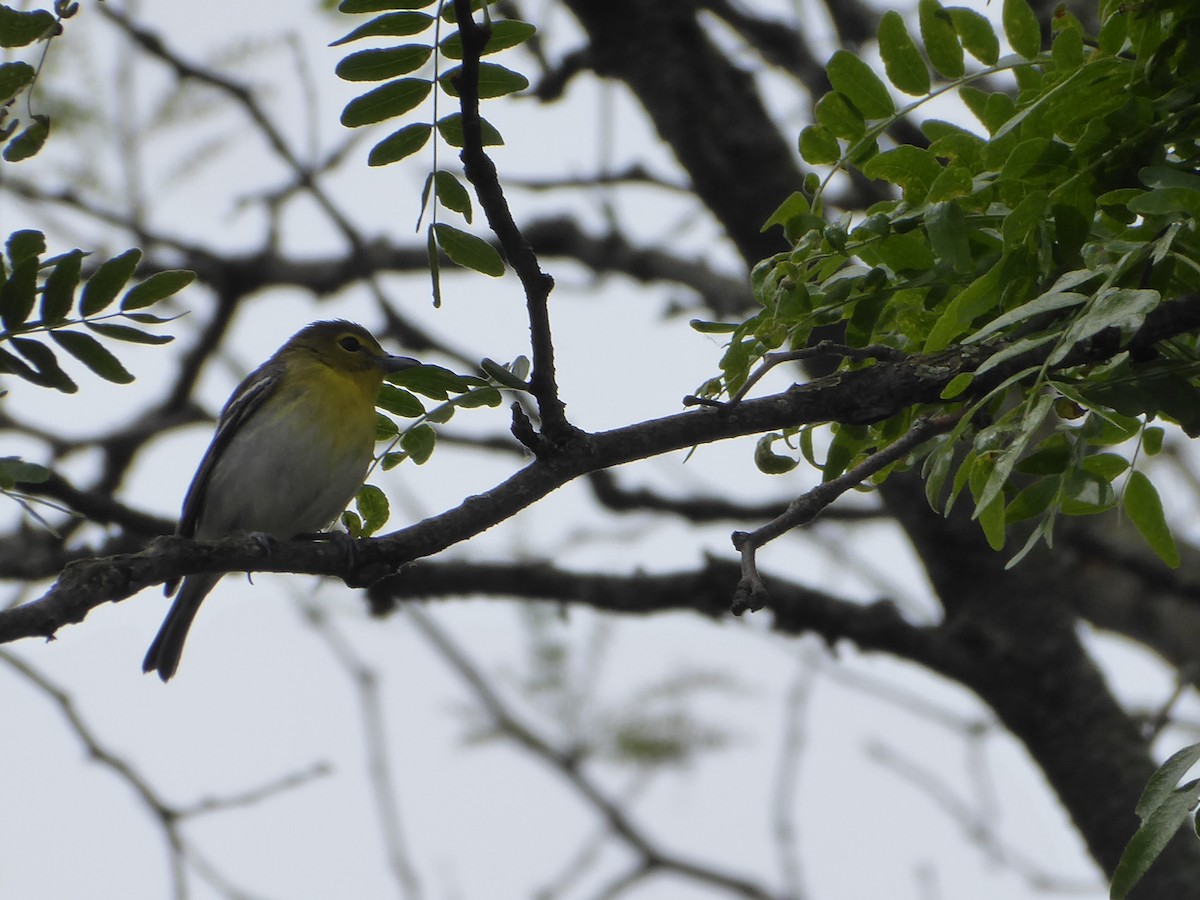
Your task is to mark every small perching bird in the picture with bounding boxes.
[143,320,420,681]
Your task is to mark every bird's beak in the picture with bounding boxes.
[378,355,421,374]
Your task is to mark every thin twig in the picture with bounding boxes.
[450,0,568,442]
[732,413,960,613]
[407,606,782,900]
[299,597,424,900]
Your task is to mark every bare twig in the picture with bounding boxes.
[450,0,568,442]
[866,741,1100,894]
[772,653,815,900]
[300,597,423,900]
[408,606,783,899]
[732,414,958,614]
[0,648,317,900]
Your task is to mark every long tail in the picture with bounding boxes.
[142,574,221,681]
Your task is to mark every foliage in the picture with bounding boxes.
[697,0,1200,571]
[342,355,527,537]
[333,0,534,301]
[1111,742,1200,899]
[0,230,191,392]
[1,4,194,522]
[0,227,192,513]
[0,0,74,162]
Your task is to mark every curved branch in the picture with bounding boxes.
[4,292,1200,644]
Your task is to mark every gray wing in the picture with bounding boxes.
[177,363,282,538]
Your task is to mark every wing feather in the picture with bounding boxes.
[177,364,282,538]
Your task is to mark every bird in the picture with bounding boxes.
[143,320,420,681]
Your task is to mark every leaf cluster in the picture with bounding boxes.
[334,0,535,299]
[342,354,528,537]
[0,230,192,393]
[699,0,1200,569]
[0,0,77,162]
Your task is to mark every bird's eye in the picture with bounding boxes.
[339,335,362,352]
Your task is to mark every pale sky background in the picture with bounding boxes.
[1,2,1193,899]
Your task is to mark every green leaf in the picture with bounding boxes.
[432,223,505,276]
[878,11,930,96]
[1125,471,1179,568]
[1052,24,1084,72]
[762,191,811,234]
[10,337,75,392]
[1127,187,1200,220]
[40,249,82,324]
[375,411,400,440]
[1139,165,1200,192]
[977,491,1006,550]
[2,114,48,162]
[480,357,530,389]
[974,393,1054,515]
[368,122,432,165]
[861,146,941,202]
[0,257,37,330]
[336,45,432,82]
[339,0,437,12]
[377,383,425,417]
[1143,426,1164,456]
[1001,190,1047,251]
[341,78,431,127]
[1137,744,1200,822]
[1016,434,1071,474]
[0,6,55,47]
[434,170,472,222]
[440,62,528,99]
[1049,289,1160,365]
[1060,469,1116,515]
[1082,452,1129,482]
[331,11,434,46]
[457,385,502,408]
[1001,137,1072,184]
[1111,781,1200,900]
[355,483,390,536]
[6,229,44,266]
[813,92,866,140]
[926,201,972,274]
[1005,476,1059,523]
[121,269,195,311]
[826,51,894,119]
[1002,0,1041,59]
[400,423,436,464]
[426,224,442,307]
[389,363,473,399]
[939,371,973,400]
[754,433,799,475]
[0,456,50,489]
[341,510,364,538]
[81,249,141,317]
[436,112,503,147]
[947,7,999,65]
[0,61,35,104]
[926,260,1003,350]
[84,322,174,345]
[964,290,1087,345]
[440,19,536,58]
[50,330,135,383]
[798,125,841,165]
[918,0,964,79]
